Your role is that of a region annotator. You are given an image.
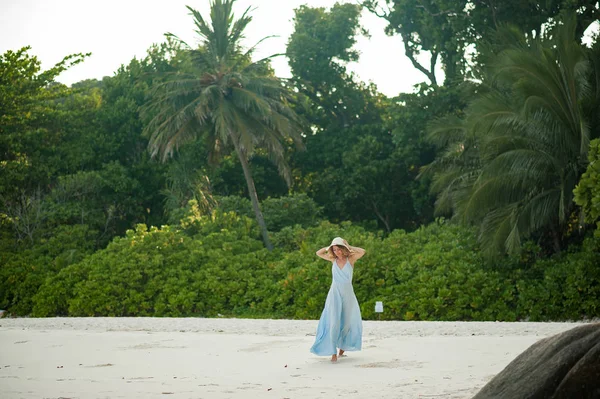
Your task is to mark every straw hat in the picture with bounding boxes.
[327,237,350,251]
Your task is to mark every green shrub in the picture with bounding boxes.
[216,193,322,232]
[32,211,281,317]
[0,225,96,315]
[574,138,600,236]
[269,219,517,321]
[45,162,147,245]
[356,221,518,321]
[17,211,600,321]
[517,236,600,321]
[270,221,378,318]
[360,221,516,321]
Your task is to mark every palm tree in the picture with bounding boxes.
[142,0,306,250]
[425,13,598,256]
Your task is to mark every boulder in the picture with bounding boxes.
[473,322,600,399]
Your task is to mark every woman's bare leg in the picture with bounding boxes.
[338,349,345,357]
[331,354,338,362]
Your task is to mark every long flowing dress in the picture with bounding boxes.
[310,259,362,356]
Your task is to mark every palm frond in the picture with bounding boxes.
[425,11,596,256]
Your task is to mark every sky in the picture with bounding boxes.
[0,0,440,97]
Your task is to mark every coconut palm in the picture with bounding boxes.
[425,13,598,256]
[142,0,306,250]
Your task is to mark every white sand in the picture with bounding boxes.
[0,318,585,399]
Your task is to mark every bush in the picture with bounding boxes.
[32,211,281,317]
[270,221,378,318]
[0,225,96,315]
[574,138,600,236]
[517,236,600,321]
[270,219,517,321]
[17,211,600,322]
[356,221,518,321]
[216,193,323,232]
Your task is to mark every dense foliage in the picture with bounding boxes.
[23,213,600,321]
[424,13,600,256]
[1,0,599,320]
[574,139,600,236]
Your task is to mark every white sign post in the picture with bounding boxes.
[375,301,383,320]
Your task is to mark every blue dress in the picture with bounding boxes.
[310,259,362,356]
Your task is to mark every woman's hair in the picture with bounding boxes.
[329,245,350,258]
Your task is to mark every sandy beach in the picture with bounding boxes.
[0,318,585,399]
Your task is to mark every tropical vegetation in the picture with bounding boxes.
[1,0,599,320]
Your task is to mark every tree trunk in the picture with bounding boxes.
[551,225,562,255]
[371,200,391,233]
[401,31,438,86]
[443,48,460,86]
[232,139,273,251]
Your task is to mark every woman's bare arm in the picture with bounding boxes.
[349,246,365,259]
[344,239,365,265]
[316,246,334,261]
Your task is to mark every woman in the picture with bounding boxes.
[310,236,366,362]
